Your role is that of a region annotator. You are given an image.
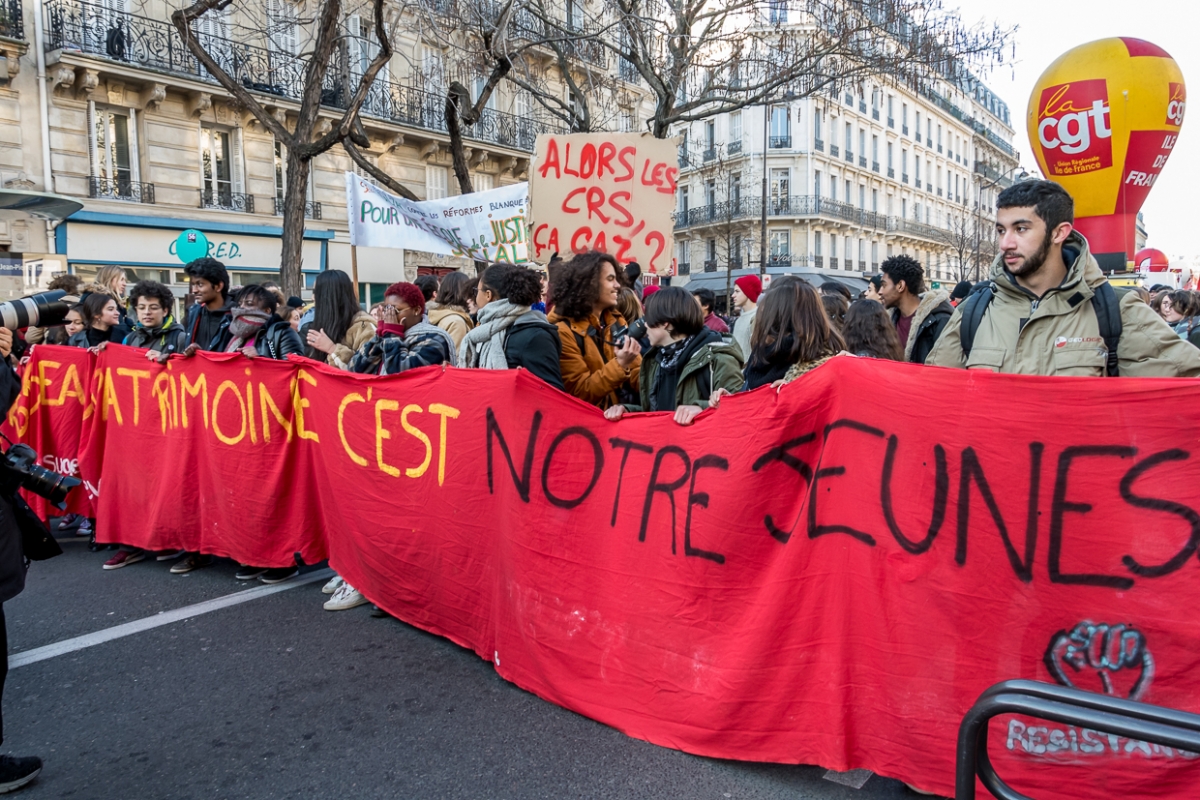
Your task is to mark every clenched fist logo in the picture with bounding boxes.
[1044,621,1155,702]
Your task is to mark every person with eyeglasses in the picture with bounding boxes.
[349,281,457,376]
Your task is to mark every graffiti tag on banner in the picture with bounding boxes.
[345,173,530,263]
[528,133,679,275]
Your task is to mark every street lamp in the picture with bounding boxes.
[972,165,1028,281]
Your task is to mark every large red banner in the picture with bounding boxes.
[11,344,1200,797]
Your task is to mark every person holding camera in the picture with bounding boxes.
[547,252,641,409]
[0,327,45,793]
[603,287,744,426]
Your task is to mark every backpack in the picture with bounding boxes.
[959,281,1122,376]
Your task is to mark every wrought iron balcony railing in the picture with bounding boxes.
[201,188,253,213]
[703,147,716,162]
[703,260,717,273]
[858,156,866,168]
[844,150,853,163]
[829,144,839,157]
[676,262,690,275]
[0,0,23,39]
[45,0,566,154]
[728,140,742,155]
[769,135,791,149]
[871,161,879,172]
[88,176,154,203]
[275,198,322,220]
[813,138,823,152]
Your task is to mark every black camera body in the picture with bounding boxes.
[2,442,81,509]
[609,318,648,350]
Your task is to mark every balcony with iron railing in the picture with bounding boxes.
[674,195,890,232]
[769,135,791,149]
[0,0,23,39]
[872,109,879,121]
[728,140,742,155]
[902,124,909,136]
[703,147,716,162]
[703,260,717,273]
[676,262,690,275]
[830,144,839,157]
[274,198,323,219]
[813,138,823,152]
[844,150,853,163]
[201,188,253,213]
[858,156,866,168]
[88,176,154,203]
[871,161,879,173]
[45,0,566,154]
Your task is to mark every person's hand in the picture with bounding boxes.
[614,337,640,369]
[379,305,400,325]
[87,341,108,355]
[307,328,335,354]
[183,343,199,358]
[241,345,257,359]
[604,404,626,421]
[770,378,786,392]
[709,387,732,408]
[674,405,703,425]
[0,327,12,359]
[145,349,165,363]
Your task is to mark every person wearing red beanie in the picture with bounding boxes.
[731,275,762,359]
[642,284,662,300]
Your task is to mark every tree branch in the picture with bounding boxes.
[342,138,420,201]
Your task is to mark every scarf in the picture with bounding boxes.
[457,300,530,370]
[1173,318,1198,340]
[226,307,270,354]
[648,329,718,411]
[743,333,798,391]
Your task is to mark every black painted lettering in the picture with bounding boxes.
[609,437,655,526]
[880,436,948,555]
[1120,449,1200,579]
[955,443,1043,582]
[684,454,728,564]
[486,408,541,502]
[751,433,816,543]
[807,420,884,546]
[638,445,690,555]
[1049,445,1137,589]
[541,426,604,509]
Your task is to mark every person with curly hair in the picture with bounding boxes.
[547,251,640,408]
[878,254,952,364]
[458,264,564,389]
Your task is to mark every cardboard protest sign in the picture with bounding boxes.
[345,173,529,263]
[528,133,680,275]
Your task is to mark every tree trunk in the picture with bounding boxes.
[445,97,475,196]
[279,148,311,298]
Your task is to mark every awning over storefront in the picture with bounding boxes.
[0,190,83,221]
[681,267,872,296]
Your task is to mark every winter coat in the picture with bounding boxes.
[1172,317,1200,350]
[504,312,565,390]
[548,308,641,409]
[781,351,839,384]
[327,311,378,371]
[426,303,473,350]
[890,290,953,365]
[731,306,756,362]
[185,302,231,351]
[703,312,730,334]
[123,317,189,356]
[926,232,1200,377]
[211,315,304,360]
[68,326,125,348]
[623,329,744,412]
[0,362,26,604]
[349,320,457,375]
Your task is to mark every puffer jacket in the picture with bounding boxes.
[926,232,1200,377]
[427,303,473,349]
[891,289,953,364]
[123,316,189,356]
[327,311,378,370]
[548,308,641,408]
[623,329,744,412]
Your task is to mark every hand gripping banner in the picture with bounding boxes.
[10,344,1200,797]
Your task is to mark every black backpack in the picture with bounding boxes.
[959,281,1122,376]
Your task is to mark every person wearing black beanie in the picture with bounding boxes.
[949,281,973,306]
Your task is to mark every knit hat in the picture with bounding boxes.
[734,275,762,302]
[642,285,662,300]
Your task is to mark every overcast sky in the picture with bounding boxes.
[954,0,1195,261]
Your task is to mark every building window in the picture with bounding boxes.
[815,232,823,256]
[199,125,236,206]
[729,111,742,145]
[426,165,448,200]
[705,120,715,153]
[769,230,790,261]
[844,122,852,155]
[814,108,823,142]
[770,105,789,146]
[474,173,494,192]
[705,179,716,207]
[274,140,285,206]
[706,238,716,264]
[266,0,299,55]
[678,185,689,215]
[887,142,894,171]
[814,170,822,197]
[770,168,789,205]
[872,189,878,212]
[731,173,742,205]
[89,104,137,192]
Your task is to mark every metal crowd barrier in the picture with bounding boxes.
[955,679,1200,799]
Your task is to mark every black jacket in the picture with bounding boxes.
[891,293,954,366]
[185,302,231,351]
[123,318,189,356]
[0,363,25,604]
[212,315,304,361]
[67,325,128,349]
[504,313,565,390]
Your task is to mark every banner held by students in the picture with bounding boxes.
[345,173,530,263]
[528,132,679,275]
[12,343,1200,799]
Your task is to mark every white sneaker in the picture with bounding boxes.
[321,575,344,595]
[324,583,369,611]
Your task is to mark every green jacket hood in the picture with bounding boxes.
[989,230,1105,300]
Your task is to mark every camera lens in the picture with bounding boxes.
[21,465,82,510]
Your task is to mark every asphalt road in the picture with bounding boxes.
[1,535,925,800]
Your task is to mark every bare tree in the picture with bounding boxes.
[600,0,1012,139]
[171,0,395,296]
[935,208,994,283]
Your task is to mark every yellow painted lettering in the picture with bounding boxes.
[337,392,367,466]
[400,404,432,479]
[428,403,461,486]
[180,373,208,429]
[212,380,247,445]
[374,398,400,477]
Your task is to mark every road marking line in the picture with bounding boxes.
[9,568,333,669]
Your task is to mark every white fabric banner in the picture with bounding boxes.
[345,173,530,263]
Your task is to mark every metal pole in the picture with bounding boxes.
[350,244,360,303]
[760,98,769,276]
